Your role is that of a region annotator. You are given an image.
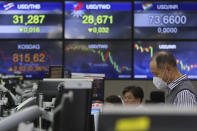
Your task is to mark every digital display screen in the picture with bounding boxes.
[134,41,197,79]
[0,41,62,79]
[65,1,131,39]
[65,41,132,79]
[91,102,103,115]
[134,2,197,39]
[0,2,62,38]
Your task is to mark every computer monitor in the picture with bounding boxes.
[52,79,93,131]
[71,73,105,101]
[48,65,64,78]
[98,105,197,131]
[37,79,65,102]
[91,101,103,115]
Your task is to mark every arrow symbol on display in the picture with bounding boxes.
[19,28,23,32]
[88,28,92,32]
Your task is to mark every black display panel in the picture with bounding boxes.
[0,2,62,38]
[134,41,197,79]
[65,41,132,79]
[65,1,131,39]
[98,111,197,131]
[0,41,62,79]
[134,2,197,39]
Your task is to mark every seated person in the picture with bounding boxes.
[104,95,123,105]
[122,86,144,106]
[146,91,165,104]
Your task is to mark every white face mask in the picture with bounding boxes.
[153,77,167,89]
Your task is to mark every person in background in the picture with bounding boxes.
[104,95,123,105]
[150,51,197,107]
[122,86,144,106]
[145,91,165,104]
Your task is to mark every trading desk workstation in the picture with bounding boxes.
[0,0,197,131]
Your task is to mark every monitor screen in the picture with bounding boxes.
[134,41,197,79]
[65,41,132,79]
[48,65,64,78]
[91,101,103,115]
[98,106,197,131]
[65,1,132,39]
[134,2,197,39]
[0,1,62,38]
[38,80,64,102]
[53,83,92,131]
[0,41,62,79]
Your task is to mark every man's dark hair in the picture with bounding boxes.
[105,95,122,104]
[122,86,144,102]
[152,51,177,69]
